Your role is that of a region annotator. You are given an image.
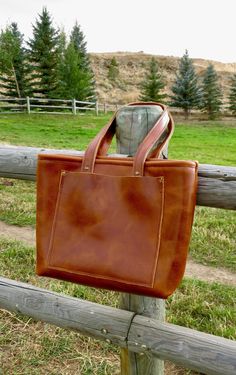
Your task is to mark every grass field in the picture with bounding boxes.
[0,237,235,374]
[0,113,235,374]
[0,113,236,164]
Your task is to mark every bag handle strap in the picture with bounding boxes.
[133,109,174,175]
[81,102,174,175]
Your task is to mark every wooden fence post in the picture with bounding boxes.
[120,295,165,374]
[72,99,77,115]
[26,96,30,114]
[116,104,166,375]
[96,101,99,116]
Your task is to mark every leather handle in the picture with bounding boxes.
[133,110,174,176]
[81,102,174,174]
[81,112,117,172]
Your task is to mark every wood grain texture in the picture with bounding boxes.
[0,276,235,375]
[0,276,134,347]
[128,316,236,375]
[0,146,235,210]
[120,294,165,375]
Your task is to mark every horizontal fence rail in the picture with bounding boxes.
[0,97,97,115]
[0,146,235,210]
[0,97,233,116]
[0,276,235,375]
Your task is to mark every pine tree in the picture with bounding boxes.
[107,57,119,82]
[228,74,236,115]
[68,22,96,101]
[169,50,202,119]
[139,58,166,102]
[27,7,59,97]
[201,64,222,119]
[0,23,29,97]
[56,42,90,99]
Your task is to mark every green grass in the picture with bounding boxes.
[0,114,236,164]
[0,237,235,374]
[191,207,236,271]
[169,121,236,165]
[0,113,110,151]
[0,178,36,226]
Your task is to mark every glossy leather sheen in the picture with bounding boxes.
[36,103,198,299]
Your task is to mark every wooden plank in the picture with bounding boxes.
[128,315,236,375]
[0,97,26,101]
[26,96,30,114]
[28,98,72,103]
[0,276,235,375]
[29,105,71,109]
[0,146,236,210]
[0,276,134,347]
[120,294,165,375]
[75,100,96,105]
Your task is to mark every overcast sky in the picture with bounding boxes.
[0,0,236,63]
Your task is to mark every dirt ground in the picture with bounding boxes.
[0,220,235,286]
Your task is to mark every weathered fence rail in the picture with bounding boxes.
[0,276,236,375]
[0,145,236,374]
[0,146,235,210]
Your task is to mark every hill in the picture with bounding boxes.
[89,52,236,105]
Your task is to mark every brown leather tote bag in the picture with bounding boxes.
[36,102,198,299]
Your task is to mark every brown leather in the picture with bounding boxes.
[36,102,198,299]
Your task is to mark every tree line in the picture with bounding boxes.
[0,7,235,119]
[139,51,236,119]
[0,7,96,102]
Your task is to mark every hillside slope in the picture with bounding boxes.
[89,52,236,104]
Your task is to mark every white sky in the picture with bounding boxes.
[0,0,236,63]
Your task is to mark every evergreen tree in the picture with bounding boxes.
[0,23,29,97]
[27,7,59,97]
[68,22,96,101]
[52,29,67,98]
[56,42,93,99]
[169,50,202,119]
[201,64,222,119]
[139,58,166,102]
[107,57,119,82]
[228,74,236,116]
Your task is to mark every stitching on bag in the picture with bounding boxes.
[47,173,165,288]
[150,177,165,287]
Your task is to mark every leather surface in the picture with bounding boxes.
[36,102,198,299]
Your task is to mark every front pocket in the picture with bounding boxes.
[48,172,164,288]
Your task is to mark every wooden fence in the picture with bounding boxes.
[0,97,234,118]
[0,145,236,374]
[0,97,98,115]
[0,97,125,115]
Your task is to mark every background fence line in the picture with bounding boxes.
[0,97,97,115]
[0,97,233,116]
